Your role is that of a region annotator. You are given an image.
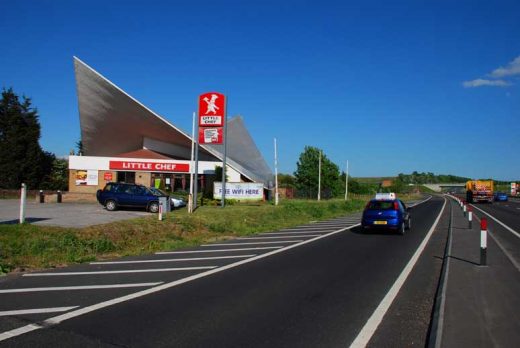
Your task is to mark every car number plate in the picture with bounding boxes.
[374,221,387,225]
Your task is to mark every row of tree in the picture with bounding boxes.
[396,172,471,184]
[0,88,68,190]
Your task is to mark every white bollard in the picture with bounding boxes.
[158,203,163,221]
[19,183,26,224]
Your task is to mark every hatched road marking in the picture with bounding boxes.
[201,241,302,246]
[90,255,255,265]
[0,282,163,294]
[0,306,79,317]
[23,266,217,277]
[155,247,282,254]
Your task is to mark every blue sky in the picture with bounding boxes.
[1,0,519,180]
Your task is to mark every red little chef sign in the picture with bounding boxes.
[198,92,225,126]
[198,127,223,144]
[109,161,190,173]
[104,172,113,181]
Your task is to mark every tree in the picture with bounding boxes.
[41,157,69,190]
[0,88,51,189]
[293,146,342,198]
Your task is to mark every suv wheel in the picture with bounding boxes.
[148,201,159,213]
[106,200,117,211]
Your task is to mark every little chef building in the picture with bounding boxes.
[69,57,273,195]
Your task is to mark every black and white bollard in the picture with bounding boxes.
[39,190,44,203]
[468,206,472,229]
[480,217,487,266]
[57,190,62,203]
[463,202,467,217]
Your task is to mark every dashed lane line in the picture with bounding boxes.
[155,247,282,254]
[90,255,255,265]
[0,283,163,294]
[0,307,79,317]
[22,266,217,277]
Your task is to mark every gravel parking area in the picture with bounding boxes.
[0,200,150,228]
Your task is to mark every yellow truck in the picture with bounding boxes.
[466,180,494,203]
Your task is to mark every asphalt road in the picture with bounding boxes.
[469,199,520,268]
[0,196,446,347]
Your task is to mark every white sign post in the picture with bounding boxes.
[19,183,26,224]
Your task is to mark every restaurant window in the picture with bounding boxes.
[117,171,135,184]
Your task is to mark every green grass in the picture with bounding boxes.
[0,195,424,275]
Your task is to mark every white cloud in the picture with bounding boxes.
[462,78,512,88]
[490,55,520,78]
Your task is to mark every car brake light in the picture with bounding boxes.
[393,202,399,210]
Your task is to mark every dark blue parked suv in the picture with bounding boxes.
[361,193,411,235]
[96,182,166,213]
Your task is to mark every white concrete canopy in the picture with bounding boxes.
[73,57,273,187]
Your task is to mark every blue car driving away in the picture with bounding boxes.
[494,192,508,202]
[361,193,411,235]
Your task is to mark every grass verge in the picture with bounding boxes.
[0,195,418,275]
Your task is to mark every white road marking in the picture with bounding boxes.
[259,231,329,236]
[472,214,520,272]
[201,241,302,246]
[156,247,282,254]
[90,255,255,265]
[23,266,216,277]
[280,226,341,231]
[0,306,79,317]
[470,204,520,239]
[0,324,42,341]
[350,197,446,348]
[0,282,163,294]
[236,235,320,240]
[0,197,436,343]
[0,225,356,342]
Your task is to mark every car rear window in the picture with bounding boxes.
[366,201,395,210]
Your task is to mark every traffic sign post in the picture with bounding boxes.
[197,92,227,207]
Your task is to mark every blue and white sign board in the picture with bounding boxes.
[214,182,264,201]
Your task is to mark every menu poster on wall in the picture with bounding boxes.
[75,170,99,186]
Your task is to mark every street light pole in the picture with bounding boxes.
[345,160,349,201]
[318,150,322,201]
[274,138,279,206]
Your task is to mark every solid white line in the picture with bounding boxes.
[0,324,42,341]
[0,306,79,317]
[471,214,520,272]
[0,224,357,342]
[0,282,163,294]
[156,247,282,254]
[90,255,255,265]
[201,241,302,246]
[470,204,520,239]
[350,197,446,348]
[236,235,320,240]
[23,266,217,277]
[1,199,436,342]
